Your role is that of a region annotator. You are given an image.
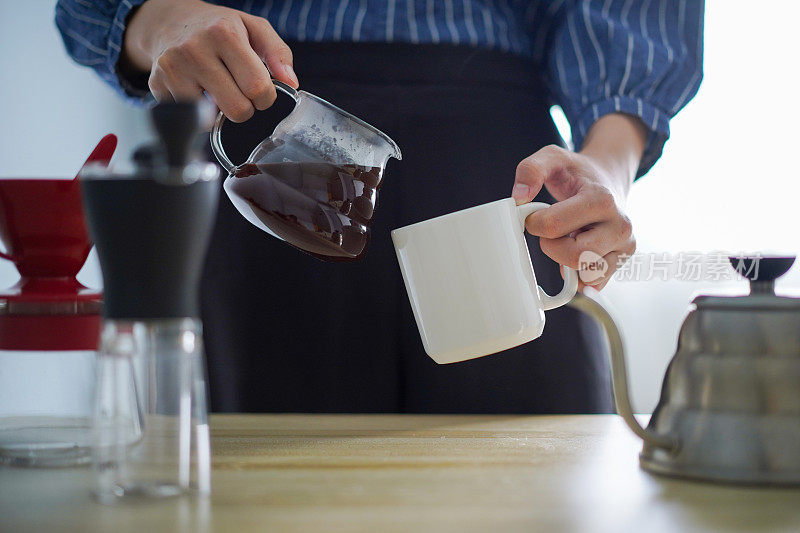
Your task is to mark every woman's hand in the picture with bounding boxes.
[512,113,648,290]
[122,0,298,122]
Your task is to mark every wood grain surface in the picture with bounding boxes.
[1,414,799,533]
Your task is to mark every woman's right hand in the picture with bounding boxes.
[122,0,298,122]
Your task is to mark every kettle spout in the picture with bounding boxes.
[569,289,678,453]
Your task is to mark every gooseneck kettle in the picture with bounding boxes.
[573,256,800,485]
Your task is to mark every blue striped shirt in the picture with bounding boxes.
[55,0,704,175]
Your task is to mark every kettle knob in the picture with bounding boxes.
[729,255,796,294]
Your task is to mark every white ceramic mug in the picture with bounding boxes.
[391,198,578,364]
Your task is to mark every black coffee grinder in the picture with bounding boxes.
[80,102,219,502]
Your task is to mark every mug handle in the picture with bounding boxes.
[516,202,578,310]
[0,250,16,262]
[209,79,299,173]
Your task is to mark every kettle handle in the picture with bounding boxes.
[569,289,678,452]
[210,80,299,173]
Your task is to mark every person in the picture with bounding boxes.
[56,0,703,414]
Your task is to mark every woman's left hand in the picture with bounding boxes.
[512,113,648,290]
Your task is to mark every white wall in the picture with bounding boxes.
[600,0,800,411]
[0,2,149,414]
[0,1,151,289]
[0,1,798,413]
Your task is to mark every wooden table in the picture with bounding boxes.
[1,415,799,533]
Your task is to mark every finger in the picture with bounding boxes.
[162,71,205,102]
[148,74,174,103]
[584,250,628,290]
[205,15,278,110]
[195,57,255,122]
[560,264,599,293]
[512,145,570,205]
[168,83,205,102]
[241,14,298,88]
[219,41,277,111]
[539,219,632,270]
[153,37,221,103]
[525,185,620,240]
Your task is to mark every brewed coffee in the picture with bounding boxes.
[229,160,382,261]
[211,82,400,261]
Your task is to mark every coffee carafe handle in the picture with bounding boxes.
[568,288,678,452]
[210,80,299,173]
[516,202,578,310]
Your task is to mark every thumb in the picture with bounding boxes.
[241,15,299,88]
[512,147,563,205]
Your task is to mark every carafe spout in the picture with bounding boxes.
[383,137,402,162]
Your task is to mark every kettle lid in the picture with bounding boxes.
[693,255,799,310]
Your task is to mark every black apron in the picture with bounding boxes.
[201,42,613,414]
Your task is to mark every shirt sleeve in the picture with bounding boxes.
[55,0,150,103]
[546,0,704,178]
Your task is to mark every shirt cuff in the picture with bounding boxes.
[572,96,671,179]
[103,0,150,102]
